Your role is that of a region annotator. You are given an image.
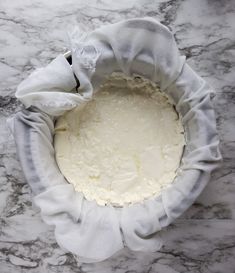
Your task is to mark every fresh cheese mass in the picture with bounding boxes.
[54,73,185,206]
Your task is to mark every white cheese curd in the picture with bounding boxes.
[54,73,185,206]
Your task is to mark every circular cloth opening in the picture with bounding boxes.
[54,72,185,206]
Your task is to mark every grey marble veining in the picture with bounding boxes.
[0,0,235,272]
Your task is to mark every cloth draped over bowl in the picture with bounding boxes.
[9,18,221,263]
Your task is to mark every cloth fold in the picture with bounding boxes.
[11,17,221,263]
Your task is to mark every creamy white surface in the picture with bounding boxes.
[54,74,185,206]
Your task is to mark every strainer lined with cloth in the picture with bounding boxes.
[9,18,221,263]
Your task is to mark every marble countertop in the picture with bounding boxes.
[0,0,235,272]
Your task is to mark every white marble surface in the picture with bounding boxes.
[0,0,235,272]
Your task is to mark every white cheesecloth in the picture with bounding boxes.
[10,18,221,263]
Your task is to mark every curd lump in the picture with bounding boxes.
[54,73,185,206]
